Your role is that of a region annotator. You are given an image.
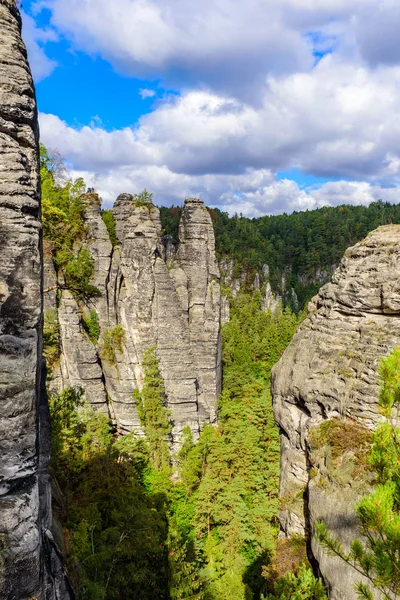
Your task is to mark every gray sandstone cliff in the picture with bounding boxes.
[46,195,222,445]
[271,225,400,600]
[0,2,72,598]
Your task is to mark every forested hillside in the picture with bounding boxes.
[50,294,307,600]
[161,201,400,308]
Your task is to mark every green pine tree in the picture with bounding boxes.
[316,348,400,600]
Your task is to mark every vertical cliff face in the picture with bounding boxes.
[271,225,400,599]
[0,3,72,598]
[47,195,222,445]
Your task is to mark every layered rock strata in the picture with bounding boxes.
[0,2,72,598]
[271,225,400,599]
[46,196,222,444]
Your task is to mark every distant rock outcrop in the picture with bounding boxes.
[0,2,72,598]
[271,225,400,599]
[46,195,222,445]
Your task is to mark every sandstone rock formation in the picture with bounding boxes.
[219,259,283,314]
[0,2,72,598]
[46,195,222,445]
[271,225,400,600]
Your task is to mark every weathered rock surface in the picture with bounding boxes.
[48,195,222,444]
[271,225,400,599]
[0,2,72,598]
[219,259,283,315]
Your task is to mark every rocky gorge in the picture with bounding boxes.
[2,1,400,598]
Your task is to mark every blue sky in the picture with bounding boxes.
[22,0,400,216]
[25,0,167,129]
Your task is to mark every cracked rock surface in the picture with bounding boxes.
[0,2,72,598]
[47,196,222,446]
[271,225,400,600]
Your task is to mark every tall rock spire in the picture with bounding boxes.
[0,2,71,597]
[48,193,222,446]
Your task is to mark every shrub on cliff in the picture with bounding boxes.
[132,189,153,208]
[100,324,126,365]
[64,247,100,299]
[41,145,86,263]
[41,144,100,298]
[101,209,118,246]
[316,348,400,600]
[43,308,61,368]
[82,309,101,344]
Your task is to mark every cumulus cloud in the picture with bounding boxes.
[40,54,400,181]
[33,0,400,215]
[34,0,400,97]
[39,102,400,216]
[21,11,57,81]
[38,0,315,99]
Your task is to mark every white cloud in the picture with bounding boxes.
[33,0,400,215]
[21,11,57,81]
[139,88,156,99]
[35,0,400,97]
[40,54,400,181]
[38,0,315,99]
[39,106,400,217]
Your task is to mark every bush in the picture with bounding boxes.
[133,189,153,208]
[101,210,118,246]
[262,536,309,585]
[82,310,100,344]
[262,564,327,600]
[309,418,373,477]
[43,308,61,368]
[64,247,100,299]
[100,324,126,365]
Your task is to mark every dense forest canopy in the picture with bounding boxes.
[160,201,400,308]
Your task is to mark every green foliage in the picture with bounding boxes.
[315,348,400,600]
[262,536,309,585]
[49,294,305,599]
[132,189,154,208]
[41,144,86,262]
[64,247,100,299]
[135,347,172,472]
[49,386,85,469]
[49,387,169,600]
[100,324,126,365]
[41,144,101,299]
[160,200,400,309]
[101,210,118,246]
[43,308,61,367]
[82,309,101,344]
[168,294,302,599]
[262,564,327,600]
